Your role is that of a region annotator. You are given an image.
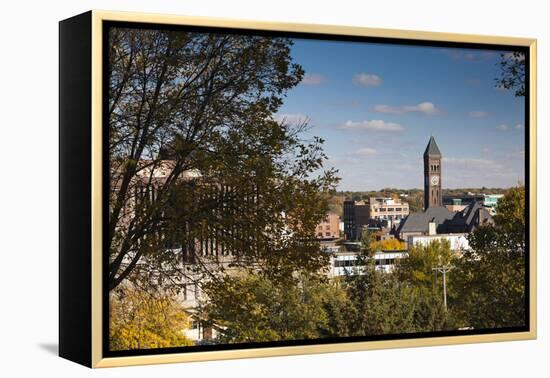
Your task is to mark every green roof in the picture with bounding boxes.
[424,136,442,156]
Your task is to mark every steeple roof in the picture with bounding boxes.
[424,136,441,156]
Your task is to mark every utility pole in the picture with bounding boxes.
[432,265,453,311]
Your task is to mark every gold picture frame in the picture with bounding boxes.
[59,10,537,368]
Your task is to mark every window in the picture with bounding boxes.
[335,259,358,268]
[326,232,331,236]
[326,225,330,230]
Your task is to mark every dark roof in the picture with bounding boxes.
[446,201,494,233]
[397,201,494,236]
[424,136,442,156]
[397,206,454,234]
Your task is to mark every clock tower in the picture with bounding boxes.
[423,136,442,210]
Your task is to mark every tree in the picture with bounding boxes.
[109,286,193,350]
[371,238,406,251]
[345,271,418,336]
[107,27,338,292]
[394,239,458,331]
[495,51,526,97]
[198,273,351,343]
[405,190,424,213]
[343,231,417,336]
[398,239,454,288]
[452,186,526,329]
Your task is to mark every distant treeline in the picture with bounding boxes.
[328,187,510,215]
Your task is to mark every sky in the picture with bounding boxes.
[276,38,526,191]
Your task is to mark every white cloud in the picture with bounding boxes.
[442,156,522,185]
[373,102,439,115]
[353,73,381,87]
[482,147,490,153]
[396,163,415,172]
[341,119,403,132]
[354,147,377,156]
[301,73,326,85]
[328,156,361,165]
[469,111,489,118]
[274,113,309,125]
[504,149,526,159]
[443,157,500,168]
[495,123,523,131]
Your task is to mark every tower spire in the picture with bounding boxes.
[424,135,441,157]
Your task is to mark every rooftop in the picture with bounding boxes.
[424,136,442,157]
[397,201,493,235]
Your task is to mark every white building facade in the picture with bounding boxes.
[407,233,470,251]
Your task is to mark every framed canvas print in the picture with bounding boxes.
[59,10,537,368]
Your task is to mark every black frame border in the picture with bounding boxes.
[101,20,531,359]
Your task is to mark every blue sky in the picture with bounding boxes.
[277,38,525,191]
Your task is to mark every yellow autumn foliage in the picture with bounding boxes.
[370,238,406,251]
[109,287,194,350]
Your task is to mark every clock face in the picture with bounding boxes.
[431,175,439,186]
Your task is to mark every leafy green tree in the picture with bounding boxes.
[198,273,351,343]
[318,278,354,338]
[394,239,458,332]
[452,186,526,329]
[109,286,193,350]
[345,271,418,336]
[398,239,455,288]
[342,231,417,336]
